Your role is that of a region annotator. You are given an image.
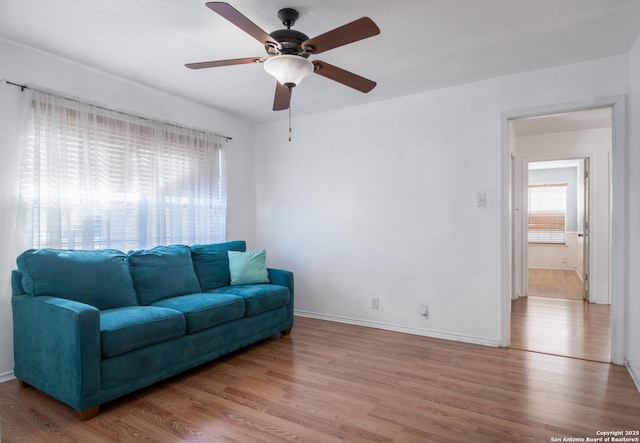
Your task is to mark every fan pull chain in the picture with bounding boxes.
[289,106,292,142]
[288,87,292,142]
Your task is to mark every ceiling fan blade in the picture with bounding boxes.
[273,82,291,111]
[312,61,376,93]
[206,2,278,47]
[185,57,265,69]
[302,17,380,55]
[185,57,266,69]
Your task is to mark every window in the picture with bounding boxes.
[528,183,567,244]
[19,89,226,251]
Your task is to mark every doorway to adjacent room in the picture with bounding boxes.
[507,107,613,363]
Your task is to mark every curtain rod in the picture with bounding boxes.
[3,80,233,142]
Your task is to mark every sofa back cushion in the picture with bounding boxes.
[127,245,202,305]
[190,240,246,291]
[16,248,138,310]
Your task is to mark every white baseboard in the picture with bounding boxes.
[294,310,501,348]
[0,371,15,384]
[627,361,640,394]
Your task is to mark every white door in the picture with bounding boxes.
[579,158,590,300]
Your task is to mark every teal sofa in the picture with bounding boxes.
[11,241,294,419]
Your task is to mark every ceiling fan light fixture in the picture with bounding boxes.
[264,55,314,88]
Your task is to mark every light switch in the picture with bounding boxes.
[477,192,487,207]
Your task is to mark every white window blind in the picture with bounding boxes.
[19,89,227,251]
[528,183,567,244]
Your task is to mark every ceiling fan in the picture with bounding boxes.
[186,2,381,112]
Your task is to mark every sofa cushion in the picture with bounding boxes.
[228,250,270,285]
[190,241,246,291]
[16,248,138,310]
[127,245,202,305]
[210,284,289,316]
[100,306,186,358]
[151,293,245,334]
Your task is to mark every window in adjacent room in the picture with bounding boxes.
[527,183,567,244]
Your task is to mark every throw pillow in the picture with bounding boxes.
[228,249,270,285]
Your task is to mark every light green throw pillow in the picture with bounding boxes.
[228,249,270,285]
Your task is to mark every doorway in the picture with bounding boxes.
[526,158,587,301]
[507,107,612,362]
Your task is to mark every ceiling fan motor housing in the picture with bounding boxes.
[265,9,311,57]
[266,29,310,57]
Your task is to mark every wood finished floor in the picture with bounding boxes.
[511,296,611,362]
[2,317,639,442]
[527,268,584,300]
[514,268,611,362]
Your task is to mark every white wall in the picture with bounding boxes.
[0,38,256,381]
[255,55,629,346]
[627,34,640,389]
[528,233,583,271]
[513,128,611,303]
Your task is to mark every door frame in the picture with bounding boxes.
[500,95,626,364]
[581,157,591,301]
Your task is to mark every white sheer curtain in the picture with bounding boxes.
[18,88,226,251]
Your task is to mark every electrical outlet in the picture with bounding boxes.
[420,304,428,317]
[371,297,379,309]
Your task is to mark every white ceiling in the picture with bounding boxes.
[511,107,613,137]
[1,0,639,123]
[528,159,581,170]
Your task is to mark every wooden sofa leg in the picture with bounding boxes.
[18,379,99,420]
[75,405,100,420]
[281,327,292,336]
[17,379,31,388]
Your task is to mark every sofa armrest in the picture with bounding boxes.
[267,268,294,298]
[268,268,294,324]
[12,295,101,410]
[11,269,24,296]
